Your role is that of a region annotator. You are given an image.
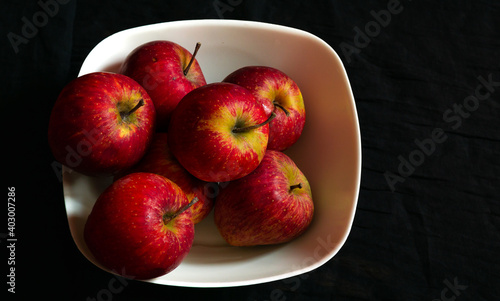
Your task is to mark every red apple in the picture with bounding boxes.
[168,82,274,183]
[214,150,314,246]
[223,66,305,151]
[48,72,156,177]
[84,172,197,280]
[120,40,206,131]
[116,132,216,224]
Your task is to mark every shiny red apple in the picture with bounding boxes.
[168,82,274,183]
[48,72,156,177]
[120,40,206,131]
[84,172,197,280]
[223,66,305,151]
[116,132,216,224]
[214,150,314,246]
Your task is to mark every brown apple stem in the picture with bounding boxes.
[120,99,144,120]
[232,112,276,133]
[273,102,290,117]
[163,197,199,225]
[289,183,303,192]
[183,42,201,76]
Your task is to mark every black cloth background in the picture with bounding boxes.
[2,0,499,300]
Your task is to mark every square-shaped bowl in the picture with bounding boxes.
[63,19,361,287]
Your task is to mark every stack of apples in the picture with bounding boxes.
[48,40,314,280]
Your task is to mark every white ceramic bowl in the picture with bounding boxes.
[63,19,361,287]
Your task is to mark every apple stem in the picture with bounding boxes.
[273,102,290,117]
[232,112,276,133]
[163,197,199,225]
[120,99,144,120]
[289,183,303,192]
[183,42,201,76]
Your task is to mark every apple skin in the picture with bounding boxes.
[214,150,313,246]
[120,40,207,131]
[116,132,216,224]
[223,66,305,151]
[48,72,156,177]
[168,82,270,183]
[84,172,195,280]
